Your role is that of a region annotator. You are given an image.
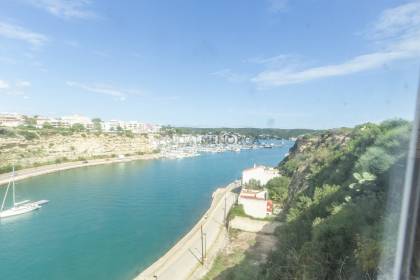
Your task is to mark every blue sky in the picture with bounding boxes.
[0,0,419,129]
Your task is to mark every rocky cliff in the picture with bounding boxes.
[278,129,353,207]
[0,131,153,172]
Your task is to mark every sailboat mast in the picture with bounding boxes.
[0,166,15,212]
[1,175,12,211]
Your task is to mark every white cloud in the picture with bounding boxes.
[268,0,288,13]
[28,0,98,19]
[0,80,10,89]
[211,68,248,83]
[0,22,48,47]
[247,54,294,65]
[246,54,307,72]
[16,80,31,87]
[211,55,304,84]
[370,1,420,39]
[66,81,135,101]
[252,50,415,87]
[0,79,31,97]
[151,95,179,102]
[252,1,420,88]
[65,40,80,48]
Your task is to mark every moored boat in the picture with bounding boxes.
[0,166,49,219]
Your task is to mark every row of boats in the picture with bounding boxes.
[0,167,48,219]
[161,142,280,159]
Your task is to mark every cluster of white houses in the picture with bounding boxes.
[0,113,161,134]
[238,164,280,218]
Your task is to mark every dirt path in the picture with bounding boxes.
[229,216,282,234]
[203,217,281,280]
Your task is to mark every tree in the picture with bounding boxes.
[349,172,376,191]
[42,122,53,129]
[245,179,262,190]
[71,123,85,132]
[356,147,393,175]
[23,116,37,126]
[92,118,102,132]
[124,130,134,138]
[266,176,290,205]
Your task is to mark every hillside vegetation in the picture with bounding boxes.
[218,120,411,279]
[0,126,153,174]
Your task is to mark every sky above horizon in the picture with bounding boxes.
[0,0,419,129]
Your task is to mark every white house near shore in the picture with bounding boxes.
[238,164,279,218]
[241,164,279,186]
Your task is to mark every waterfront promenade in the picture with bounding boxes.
[135,181,240,280]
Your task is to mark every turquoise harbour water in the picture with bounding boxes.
[0,143,293,280]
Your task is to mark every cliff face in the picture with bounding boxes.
[0,133,153,171]
[278,129,352,206]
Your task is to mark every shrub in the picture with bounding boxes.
[19,130,39,140]
[266,176,290,205]
[0,164,22,174]
[0,128,17,138]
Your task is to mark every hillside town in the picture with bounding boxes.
[0,112,285,149]
[0,113,162,134]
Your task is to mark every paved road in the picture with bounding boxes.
[135,181,240,280]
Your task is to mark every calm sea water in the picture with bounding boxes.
[0,143,293,280]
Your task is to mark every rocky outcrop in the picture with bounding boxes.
[0,133,153,171]
[278,129,352,207]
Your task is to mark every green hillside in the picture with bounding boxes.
[220,119,412,279]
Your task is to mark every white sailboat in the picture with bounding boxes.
[0,166,48,219]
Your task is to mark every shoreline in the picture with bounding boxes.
[0,152,240,280]
[0,153,162,187]
[0,144,282,187]
[135,181,239,280]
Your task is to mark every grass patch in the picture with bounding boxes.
[202,247,246,280]
[227,204,247,221]
[203,230,266,280]
[228,204,277,222]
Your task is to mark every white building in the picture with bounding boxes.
[35,116,50,128]
[0,113,25,127]
[35,116,62,128]
[145,123,161,133]
[102,120,121,132]
[61,115,93,129]
[122,121,147,134]
[238,189,273,218]
[242,164,280,186]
